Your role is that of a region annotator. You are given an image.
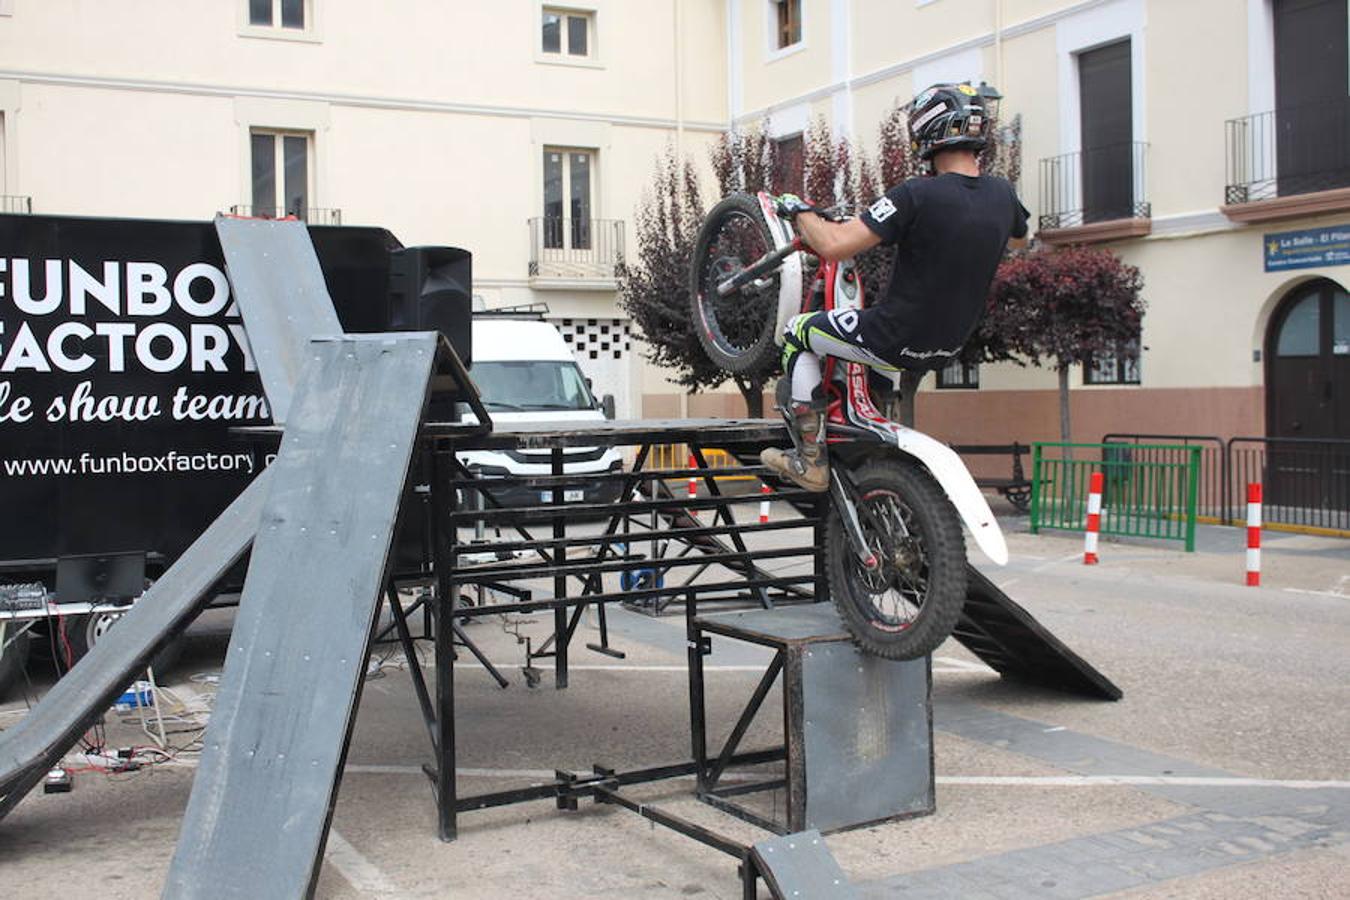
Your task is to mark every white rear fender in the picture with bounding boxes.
[889,428,1009,566]
[755,192,803,347]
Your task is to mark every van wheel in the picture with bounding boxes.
[58,586,184,676]
[0,622,32,700]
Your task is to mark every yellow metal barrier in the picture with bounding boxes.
[650,444,755,482]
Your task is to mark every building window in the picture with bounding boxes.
[1084,339,1141,385]
[772,134,804,196]
[936,357,979,390]
[249,0,305,29]
[1272,0,1350,196]
[543,147,595,250]
[542,8,593,58]
[250,130,312,219]
[773,0,802,50]
[1078,38,1138,224]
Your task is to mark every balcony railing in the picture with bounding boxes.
[1038,142,1150,231]
[528,218,625,281]
[1225,101,1350,205]
[228,204,343,225]
[2,195,32,214]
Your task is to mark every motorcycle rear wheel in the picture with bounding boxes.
[689,193,783,375]
[826,457,967,660]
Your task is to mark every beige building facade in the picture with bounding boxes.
[0,0,729,420]
[2,1,1348,445]
[727,0,1350,446]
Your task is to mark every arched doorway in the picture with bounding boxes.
[1266,277,1349,440]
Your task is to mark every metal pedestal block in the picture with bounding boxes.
[690,604,934,835]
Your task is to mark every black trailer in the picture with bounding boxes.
[0,212,467,690]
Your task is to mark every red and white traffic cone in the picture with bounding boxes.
[1083,471,1104,565]
[759,483,771,524]
[1246,483,1262,587]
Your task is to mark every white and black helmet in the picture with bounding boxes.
[908,82,1002,161]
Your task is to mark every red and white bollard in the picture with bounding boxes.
[1246,482,1262,587]
[687,454,698,516]
[759,483,772,524]
[1083,471,1104,565]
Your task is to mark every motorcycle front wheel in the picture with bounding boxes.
[689,193,783,375]
[826,456,968,660]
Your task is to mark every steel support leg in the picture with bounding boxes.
[432,449,458,841]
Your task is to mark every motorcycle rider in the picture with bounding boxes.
[761,82,1030,492]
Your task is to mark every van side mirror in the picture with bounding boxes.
[601,394,616,420]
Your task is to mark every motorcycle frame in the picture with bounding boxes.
[755,192,1009,566]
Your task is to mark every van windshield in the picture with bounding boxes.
[470,360,596,411]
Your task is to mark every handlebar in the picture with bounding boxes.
[715,237,805,297]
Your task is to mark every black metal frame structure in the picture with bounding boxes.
[403,418,830,845]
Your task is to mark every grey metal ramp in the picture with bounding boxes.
[214,215,342,424]
[164,332,438,900]
[0,469,269,809]
[750,830,858,899]
[953,564,1123,701]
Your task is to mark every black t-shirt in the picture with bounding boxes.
[858,173,1029,369]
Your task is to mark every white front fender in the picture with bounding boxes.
[890,427,1009,566]
[754,192,804,346]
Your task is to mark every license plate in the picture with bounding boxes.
[540,489,586,502]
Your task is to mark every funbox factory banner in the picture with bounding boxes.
[0,216,269,561]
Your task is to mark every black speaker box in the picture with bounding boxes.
[388,246,473,368]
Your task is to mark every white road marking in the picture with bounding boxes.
[334,768,1350,791]
[1283,587,1350,599]
[936,775,1350,790]
[450,662,986,676]
[1042,726,1067,733]
[325,829,407,898]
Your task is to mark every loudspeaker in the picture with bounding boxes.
[388,246,473,367]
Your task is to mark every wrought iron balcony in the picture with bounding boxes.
[528,218,625,282]
[228,204,343,225]
[1038,142,1151,232]
[2,195,32,214]
[1225,102,1350,205]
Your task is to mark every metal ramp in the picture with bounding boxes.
[0,472,269,818]
[953,564,1122,701]
[747,830,859,899]
[163,332,438,899]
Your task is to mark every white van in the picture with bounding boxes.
[458,314,624,506]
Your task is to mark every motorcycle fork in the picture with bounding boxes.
[829,467,880,570]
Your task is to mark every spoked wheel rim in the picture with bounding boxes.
[694,209,778,359]
[850,487,931,633]
[86,611,123,646]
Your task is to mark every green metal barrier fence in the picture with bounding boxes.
[1030,442,1202,551]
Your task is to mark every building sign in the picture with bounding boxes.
[1264,225,1350,272]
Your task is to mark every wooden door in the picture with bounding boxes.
[1266,278,1350,511]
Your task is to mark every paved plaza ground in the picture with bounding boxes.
[1,506,1347,898]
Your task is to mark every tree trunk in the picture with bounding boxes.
[1057,363,1072,445]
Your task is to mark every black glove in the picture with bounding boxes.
[774,193,819,220]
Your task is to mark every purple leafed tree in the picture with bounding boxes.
[617,148,726,398]
[980,245,1146,442]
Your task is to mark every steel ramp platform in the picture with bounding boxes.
[748,830,859,899]
[0,471,269,816]
[163,332,438,900]
[953,564,1122,701]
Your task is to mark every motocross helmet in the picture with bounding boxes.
[908,82,1002,161]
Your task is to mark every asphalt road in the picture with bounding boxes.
[0,513,1347,898]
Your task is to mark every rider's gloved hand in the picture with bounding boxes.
[774,193,819,220]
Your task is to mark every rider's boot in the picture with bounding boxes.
[761,390,829,492]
